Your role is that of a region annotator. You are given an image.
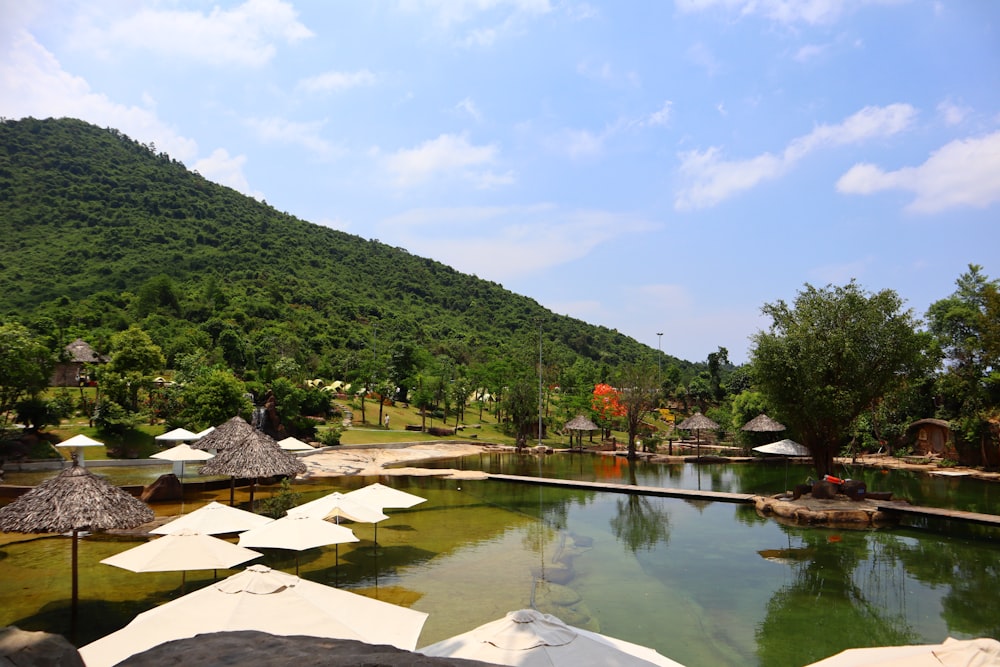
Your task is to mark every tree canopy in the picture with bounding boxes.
[750,281,928,476]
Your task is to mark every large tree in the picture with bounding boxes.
[0,323,55,428]
[751,281,926,477]
[615,363,659,459]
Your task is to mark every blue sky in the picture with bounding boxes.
[2,1,999,364]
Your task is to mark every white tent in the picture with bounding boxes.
[79,564,429,667]
[421,608,685,667]
[151,501,273,536]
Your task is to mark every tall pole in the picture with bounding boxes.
[538,324,543,446]
[657,332,664,386]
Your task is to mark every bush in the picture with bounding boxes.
[259,479,301,519]
[317,427,342,446]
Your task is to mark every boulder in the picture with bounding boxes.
[810,480,839,499]
[117,631,493,667]
[141,474,183,502]
[0,625,84,667]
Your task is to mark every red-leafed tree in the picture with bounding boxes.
[592,383,625,441]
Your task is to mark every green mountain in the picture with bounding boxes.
[0,117,691,384]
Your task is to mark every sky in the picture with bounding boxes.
[2,1,999,365]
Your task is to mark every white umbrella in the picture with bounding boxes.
[346,482,426,546]
[277,436,314,451]
[195,426,215,438]
[154,427,200,443]
[804,636,1000,666]
[101,528,262,590]
[421,608,685,667]
[78,564,430,667]
[151,501,273,536]
[753,439,811,491]
[287,491,388,525]
[151,443,214,480]
[753,439,810,457]
[55,433,104,467]
[237,514,358,574]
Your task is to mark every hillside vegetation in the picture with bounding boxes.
[0,117,696,387]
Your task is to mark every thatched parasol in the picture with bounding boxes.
[0,462,154,637]
[676,413,720,460]
[564,415,600,449]
[199,430,306,507]
[191,416,266,452]
[741,413,786,433]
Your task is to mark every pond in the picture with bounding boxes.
[1,452,998,667]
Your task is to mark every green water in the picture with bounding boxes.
[1,454,998,667]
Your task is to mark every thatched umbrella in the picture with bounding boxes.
[199,429,306,508]
[191,416,264,452]
[741,413,786,434]
[676,413,720,460]
[0,461,154,637]
[564,415,600,449]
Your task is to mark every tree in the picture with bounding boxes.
[615,364,659,459]
[181,368,249,429]
[0,323,54,428]
[103,325,165,412]
[502,378,539,449]
[750,281,926,477]
[591,383,625,441]
[926,265,1000,462]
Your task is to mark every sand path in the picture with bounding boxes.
[299,442,494,480]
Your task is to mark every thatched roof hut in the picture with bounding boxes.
[564,414,600,449]
[0,464,153,533]
[676,413,721,460]
[199,424,307,506]
[51,338,108,386]
[0,463,154,636]
[741,413,786,433]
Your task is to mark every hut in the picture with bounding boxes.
[51,338,107,387]
[905,418,955,460]
[564,415,600,449]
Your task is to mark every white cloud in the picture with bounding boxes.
[0,29,199,162]
[194,148,263,199]
[577,60,641,87]
[455,97,484,122]
[378,205,658,280]
[245,116,334,156]
[836,131,1000,213]
[643,101,673,127]
[399,0,554,46]
[794,43,828,62]
[297,70,376,94]
[675,0,903,26]
[675,103,916,209]
[937,99,970,126]
[87,0,313,67]
[385,133,503,187]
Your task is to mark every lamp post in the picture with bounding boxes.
[656,332,664,384]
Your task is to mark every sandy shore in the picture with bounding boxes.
[299,442,495,480]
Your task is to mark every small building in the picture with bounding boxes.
[905,418,954,459]
[50,339,107,387]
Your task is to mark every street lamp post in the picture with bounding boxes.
[657,332,664,384]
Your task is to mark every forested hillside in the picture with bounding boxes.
[0,117,694,388]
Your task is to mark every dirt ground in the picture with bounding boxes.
[299,442,495,480]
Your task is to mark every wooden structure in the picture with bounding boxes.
[906,418,954,459]
[50,338,107,386]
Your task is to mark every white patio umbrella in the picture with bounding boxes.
[237,513,358,574]
[287,491,388,525]
[150,442,214,481]
[804,636,1000,666]
[55,433,104,467]
[154,427,199,443]
[277,436,314,451]
[345,482,426,546]
[100,528,262,590]
[753,439,811,491]
[78,564,430,667]
[420,608,685,667]
[151,501,273,536]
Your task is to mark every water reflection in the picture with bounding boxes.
[2,454,1000,667]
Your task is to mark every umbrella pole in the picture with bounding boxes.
[229,477,235,506]
[71,529,79,642]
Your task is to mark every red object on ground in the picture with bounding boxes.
[823,474,844,485]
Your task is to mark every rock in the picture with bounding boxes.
[141,474,183,502]
[810,480,839,499]
[0,625,85,667]
[117,631,493,667]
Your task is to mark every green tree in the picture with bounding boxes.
[0,323,54,427]
[103,325,165,412]
[181,368,249,429]
[502,378,539,449]
[926,265,1000,461]
[751,281,926,477]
